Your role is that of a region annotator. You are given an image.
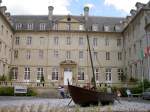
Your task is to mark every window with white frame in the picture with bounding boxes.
[118,52,122,61]
[26,50,31,60]
[105,68,111,81]
[66,23,71,30]
[66,51,71,59]
[0,41,2,52]
[79,37,84,45]
[54,50,59,58]
[40,23,46,30]
[12,67,18,80]
[117,38,121,46]
[24,67,30,80]
[27,23,33,30]
[15,37,20,45]
[54,37,59,45]
[79,24,84,31]
[106,52,110,60]
[78,68,84,80]
[14,50,18,59]
[40,37,45,45]
[16,23,22,30]
[93,52,98,60]
[53,23,58,30]
[27,36,32,45]
[105,38,109,46]
[79,51,83,59]
[66,37,71,45]
[93,37,97,47]
[52,67,59,80]
[39,50,44,59]
[118,68,123,81]
[37,67,44,80]
[94,68,100,81]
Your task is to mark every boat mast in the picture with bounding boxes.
[86,34,96,88]
[84,6,96,88]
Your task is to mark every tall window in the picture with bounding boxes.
[54,37,59,45]
[27,23,33,30]
[79,51,83,59]
[16,23,22,30]
[1,25,3,34]
[94,68,100,81]
[106,68,111,81]
[40,37,45,45]
[93,52,98,60]
[54,50,59,58]
[15,37,20,45]
[66,51,71,59]
[27,36,32,45]
[53,23,58,30]
[0,41,2,52]
[39,50,44,59]
[134,44,136,54]
[117,38,121,46]
[78,68,84,80]
[37,68,44,80]
[40,23,46,30]
[24,67,30,80]
[105,38,109,46]
[79,37,83,45]
[93,38,97,47]
[106,52,110,60]
[26,50,31,60]
[12,67,18,80]
[118,69,123,81]
[79,24,84,31]
[14,50,18,59]
[66,37,71,45]
[66,23,71,30]
[52,67,59,80]
[118,52,122,61]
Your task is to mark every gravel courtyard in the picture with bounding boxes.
[0,97,149,112]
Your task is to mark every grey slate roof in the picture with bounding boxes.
[11,15,125,32]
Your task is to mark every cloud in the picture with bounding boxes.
[1,0,71,15]
[104,0,149,14]
[84,3,95,9]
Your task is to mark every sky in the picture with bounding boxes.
[1,0,149,17]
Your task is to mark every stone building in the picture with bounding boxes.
[0,1,150,86]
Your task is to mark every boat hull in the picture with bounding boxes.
[68,85,115,106]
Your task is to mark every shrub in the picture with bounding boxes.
[0,87,14,96]
[27,88,37,96]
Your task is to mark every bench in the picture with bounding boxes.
[14,86,27,95]
[132,93,141,98]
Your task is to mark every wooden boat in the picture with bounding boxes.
[68,84,116,106]
[67,28,116,106]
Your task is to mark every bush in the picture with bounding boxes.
[0,87,14,96]
[27,88,37,96]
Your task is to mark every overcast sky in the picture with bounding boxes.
[1,0,149,17]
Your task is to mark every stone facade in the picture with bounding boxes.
[0,1,150,86]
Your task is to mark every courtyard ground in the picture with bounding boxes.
[0,96,149,112]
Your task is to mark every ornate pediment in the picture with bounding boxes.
[60,60,76,65]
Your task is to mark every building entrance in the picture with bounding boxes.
[64,68,72,85]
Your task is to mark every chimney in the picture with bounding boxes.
[135,2,144,10]
[5,12,11,20]
[0,6,7,15]
[0,0,2,6]
[48,6,54,21]
[130,9,137,16]
[84,6,89,21]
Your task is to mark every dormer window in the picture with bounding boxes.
[40,23,46,30]
[104,25,110,32]
[115,25,121,32]
[16,23,22,30]
[92,24,98,31]
[27,23,33,30]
